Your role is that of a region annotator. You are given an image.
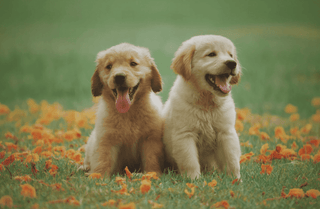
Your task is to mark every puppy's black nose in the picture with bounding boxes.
[225,60,237,70]
[114,73,126,85]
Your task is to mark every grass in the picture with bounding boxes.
[0,100,320,208]
[0,0,320,208]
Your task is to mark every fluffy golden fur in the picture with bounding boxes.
[79,43,164,176]
[163,35,242,180]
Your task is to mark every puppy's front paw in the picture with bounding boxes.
[78,164,90,172]
[187,170,200,180]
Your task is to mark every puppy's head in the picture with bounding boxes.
[171,35,241,97]
[91,43,162,113]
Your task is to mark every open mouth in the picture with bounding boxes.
[111,82,140,113]
[205,73,232,94]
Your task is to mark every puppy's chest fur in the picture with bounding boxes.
[192,108,226,153]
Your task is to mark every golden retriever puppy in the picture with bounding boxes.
[79,43,164,176]
[163,35,242,180]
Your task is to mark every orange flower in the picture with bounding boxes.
[2,154,15,166]
[111,184,129,195]
[308,139,320,147]
[115,177,126,184]
[236,108,250,121]
[291,142,298,150]
[231,179,238,185]
[20,184,36,198]
[0,151,4,159]
[208,179,217,188]
[119,202,136,209]
[298,144,313,156]
[125,166,132,179]
[101,199,116,206]
[274,126,289,143]
[300,124,312,134]
[312,113,320,123]
[32,146,42,154]
[48,196,80,206]
[0,195,13,208]
[230,190,235,197]
[289,113,300,122]
[142,172,159,180]
[260,164,273,175]
[49,165,58,176]
[300,154,311,161]
[14,175,32,182]
[284,104,297,114]
[0,164,5,171]
[286,188,304,198]
[313,153,320,163]
[0,103,10,115]
[184,187,195,198]
[305,189,320,199]
[249,124,260,135]
[45,160,52,170]
[311,97,320,107]
[25,153,39,163]
[40,151,53,158]
[4,132,14,139]
[213,200,229,209]
[27,99,40,113]
[140,180,151,194]
[235,120,244,132]
[260,132,270,140]
[4,142,17,152]
[290,127,300,137]
[88,173,102,179]
[260,143,269,155]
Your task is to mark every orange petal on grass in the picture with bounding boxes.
[140,180,152,194]
[4,142,17,152]
[231,179,238,185]
[308,139,320,147]
[240,152,254,164]
[184,187,195,198]
[230,190,235,197]
[101,199,116,206]
[249,124,260,135]
[313,153,320,163]
[298,144,313,156]
[208,179,218,188]
[4,132,14,139]
[14,175,32,182]
[260,132,270,140]
[284,104,297,114]
[260,164,273,175]
[286,188,305,198]
[142,172,159,180]
[300,154,312,161]
[20,184,36,198]
[119,202,136,209]
[260,143,269,155]
[213,200,229,209]
[305,189,320,199]
[115,176,126,184]
[300,124,312,134]
[1,154,15,166]
[0,151,5,159]
[186,183,198,188]
[124,166,132,180]
[0,164,5,171]
[291,142,298,150]
[0,195,13,208]
[0,103,10,115]
[289,113,300,122]
[88,173,102,179]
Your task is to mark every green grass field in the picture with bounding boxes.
[1,0,320,208]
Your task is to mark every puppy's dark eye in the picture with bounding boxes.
[130,62,138,67]
[106,64,112,70]
[229,53,233,58]
[207,52,217,57]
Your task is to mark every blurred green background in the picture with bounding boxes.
[1,0,319,118]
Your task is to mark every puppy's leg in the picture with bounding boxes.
[93,139,120,177]
[216,130,241,179]
[141,135,163,174]
[172,132,200,180]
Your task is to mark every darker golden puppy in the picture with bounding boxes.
[79,43,164,176]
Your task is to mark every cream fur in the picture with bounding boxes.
[163,35,242,180]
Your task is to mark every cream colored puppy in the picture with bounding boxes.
[163,35,242,180]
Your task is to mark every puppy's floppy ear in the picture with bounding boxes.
[91,69,103,96]
[171,44,195,80]
[150,60,162,93]
[230,56,242,85]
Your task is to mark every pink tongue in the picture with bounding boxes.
[115,89,131,113]
[215,76,232,94]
